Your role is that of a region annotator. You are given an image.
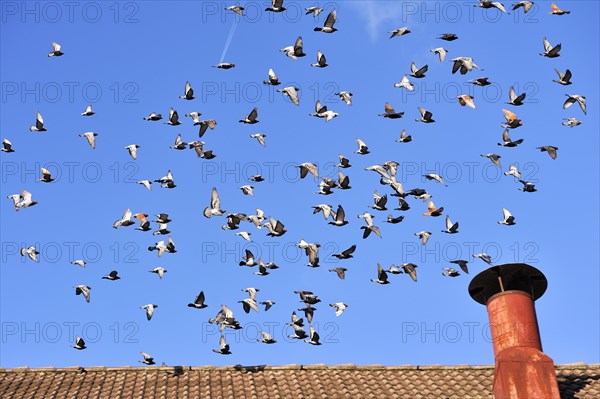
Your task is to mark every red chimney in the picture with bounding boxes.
[469,263,561,399]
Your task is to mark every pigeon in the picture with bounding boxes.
[7,191,38,211]
[1,139,14,153]
[452,57,481,74]
[507,86,526,106]
[379,102,404,119]
[79,132,98,149]
[498,129,524,147]
[549,2,569,15]
[113,208,135,229]
[213,336,232,354]
[260,300,276,311]
[457,95,476,108]
[392,197,409,211]
[386,215,404,224]
[136,180,152,190]
[470,77,491,86]
[305,7,324,16]
[423,200,444,217]
[401,263,418,282]
[336,91,353,105]
[371,264,390,284]
[431,47,448,62]
[39,168,54,183]
[498,208,516,225]
[250,175,265,182]
[73,336,86,350]
[213,62,236,69]
[102,270,121,280]
[74,285,91,303]
[309,100,338,121]
[247,208,266,228]
[337,155,351,168]
[240,185,254,196]
[240,107,259,124]
[225,5,244,15]
[439,33,459,41]
[512,1,534,13]
[277,87,300,105]
[501,109,523,129]
[143,112,162,121]
[473,253,493,265]
[235,231,252,242]
[124,144,140,160]
[504,164,522,179]
[204,187,226,218]
[298,162,319,178]
[563,95,586,115]
[263,68,281,85]
[48,42,64,57]
[197,119,217,137]
[481,153,502,167]
[239,249,256,267]
[29,112,47,132]
[170,134,188,150]
[394,75,414,91]
[298,305,316,323]
[415,107,435,123]
[475,1,508,13]
[562,117,581,128]
[239,298,259,313]
[355,138,370,154]
[317,242,348,263]
[243,287,261,301]
[190,141,216,159]
[410,62,428,78]
[165,108,181,125]
[518,180,537,192]
[314,10,337,32]
[305,326,322,345]
[263,217,287,237]
[395,129,412,143]
[280,36,306,59]
[303,242,320,267]
[371,191,388,211]
[133,213,151,231]
[179,81,194,100]
[329,267,348,279]
[71,260,87,267]
[140,352,155,365]
[424,174,447,186]
[149,267,167,279]
[337,171,351,190]
[415,231,432,245]
[289,323,308,339]
[329,205,349,226]
[81,105,95,116]
[442,216,459,234]
[20,246,39,262]
[360,213,382,239]
[330,302,348,316]
[540,37,561,58]
[537,146,559,159]
[258,331,277,344]
[390,27,411,38]
[442,268,461,277]
[450,260,470,274]
[312,204,335,220]
[553,68,572,85]
[311,50,328,67]
[148,237,176,257]
[141,304,158,320]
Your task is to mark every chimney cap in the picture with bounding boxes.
[468,263,547,305]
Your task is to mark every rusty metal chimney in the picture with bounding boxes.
[469,263,561,399]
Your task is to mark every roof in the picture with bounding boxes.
[1,363,598,399]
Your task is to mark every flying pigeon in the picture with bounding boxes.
[335,91,353,105]
[1,139,14,153]
[415,107,435,123]
[553,68,572,85]
[141,304,158,320]
[311,50,328,67]
[512,1,534,13]
[431,47,448,62]
[475,1,508,13]
[507,86,526,106]
[415,231,432,245]
[390,27,411,38]
[396,129,412,143]
[442,268,461,277]
[549,2,569,15]
[314,10,337,33]
[450,260,470,274]
[277,87,300,105]
[498,129,524,147]
[423,200,444,217]
[498,208,516,225]
[537,146,559,159]
[473,253,493,265]
[439,33,458,41]
[457,95,476,108]
[394,75,414,91]
[329,267,348,279]
[442,216,459,234]
[379,102,404,119]
[20,246,39,262]
[540,37,561,58]
[213,63,236,69]
[29,112,47,132]
[73,336,86,350]
[213,336,232,354]
[355,138,370,154]
[263,68,281,85]
[563,94,586,114]
[48,42,64,57]
[330,302,348,316]
[305,7,324,16]
[102,270,121,280]
[143,112,162,121]
[518,180,537,192]
[280,36,306,59]
[139,352,155,365]
[81,105,95,116]
[562,117,581,128]
[332,244,356,259]
[149,267,167,279]
[371,264,390,284]
[309,100,338,121]
[410,62,428,78]
[225,5,244,15]
[204,187,226,218]
[240,107,259,124]
[179,81,194,100]
[74,285,91,303]
[165,108,181,125]
[481,153,502,167]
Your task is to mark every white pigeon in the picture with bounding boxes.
[329,302,348,316]
[125,144,140,160]
[79,132,98,149]
[137,180,152,190]
[20,246,40,262]
[81,105,95,116]
[140,304,158,320]
[71,260,87,267]
[498,208,516,225]
[394,75,414,91]
[504,164,521,179]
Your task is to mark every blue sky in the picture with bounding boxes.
[1,1,598,368]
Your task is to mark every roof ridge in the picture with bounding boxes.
[1,363,598,373]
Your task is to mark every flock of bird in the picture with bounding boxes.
[3,0,587,364]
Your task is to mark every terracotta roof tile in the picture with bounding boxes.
[0,364,598,398]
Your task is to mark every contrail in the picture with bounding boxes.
[219,17,240,63]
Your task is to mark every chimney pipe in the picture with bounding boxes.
[469,263,560,399]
